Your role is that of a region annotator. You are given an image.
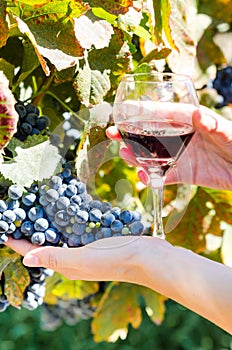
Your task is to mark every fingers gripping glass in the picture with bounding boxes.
[113,72,199,239]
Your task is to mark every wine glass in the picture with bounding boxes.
[113,72,199,239]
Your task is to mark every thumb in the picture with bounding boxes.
[23,246,79,270]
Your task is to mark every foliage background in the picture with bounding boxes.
[0,0,232,346]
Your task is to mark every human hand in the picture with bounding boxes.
[107,104,232,190]
[5,235,170,283]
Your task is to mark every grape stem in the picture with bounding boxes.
[45,91,86,124]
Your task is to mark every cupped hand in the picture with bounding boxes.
[5,235,157,282]
[107,105,232,190]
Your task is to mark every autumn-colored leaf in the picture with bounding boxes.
[0,247,30,308]
[165,187,212,252]
[198,0,232,22]
[51,276,99,300]
[4,257,30,308]
[197,27,227,71]
[92,282,142,342]
[88,0,133,15]
[0,1,9,49]
[92,282,167,342]
[11,0,90,20]
[0,71,18,150]
[137,285,167,325]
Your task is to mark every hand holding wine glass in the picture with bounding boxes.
[113,72,199,238]
[107,105,232,191]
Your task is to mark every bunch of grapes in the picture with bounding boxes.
[14,101,50,141]
[0,164,144,311]
[41,295,96,331]
[212,66,232,107]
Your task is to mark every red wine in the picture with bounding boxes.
[118,120,194,170]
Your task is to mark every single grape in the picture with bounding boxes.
[119,210,133,224]
[72,223,86,235]
[56,196,70,210]
[34,218,49,232]
[101,213,115,227]
[89,209,102,223]
[21,221,34,236]
[22,192,37,206]
[111,220,124,232]
[75,210,88,224]
[45,189,59,202]
[28,206,44,221]
[129,221,144,235]
[55,210,70,227]
[2,209,16,223]
[8,185,23,200]
[0,200,7,213]
[0,221,9,233]
[31,231,46,245]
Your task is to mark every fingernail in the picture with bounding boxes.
[23,254,39,266]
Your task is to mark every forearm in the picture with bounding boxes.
[129,236,232,334]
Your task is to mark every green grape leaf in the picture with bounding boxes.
[74,15,114,50]
[0,58,15,87]
[15,16,50,75]
[0,247,30,308]
[161,0,178,51]
[92,282,142,342]
[197,27,227,71]
[165,187,212,253]
[139,47,172,65]
[152,0,163,44]
[0,140,62,187]
[88,28,132,92]
[0,71,18,150]
[6,133,49,158]
[73,63,111,106]
[14,39,40,87]
[0,1,9,49]
[198,0,232,22]
[10,0,90,19]
[88,0,133,15]
[92,282,167,342]
[26,19,84,72]
[51,276,99,300]
[91,7,117,23]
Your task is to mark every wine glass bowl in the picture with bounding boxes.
[113,72,199,238]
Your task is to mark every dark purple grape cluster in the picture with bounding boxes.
[212,66,232,107]
[41,295,96,330]
[14,101,50,141]
[0,165,144,311]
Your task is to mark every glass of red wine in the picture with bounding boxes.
[113,72,199,238]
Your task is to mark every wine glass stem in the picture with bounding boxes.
[148,168,165,239]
